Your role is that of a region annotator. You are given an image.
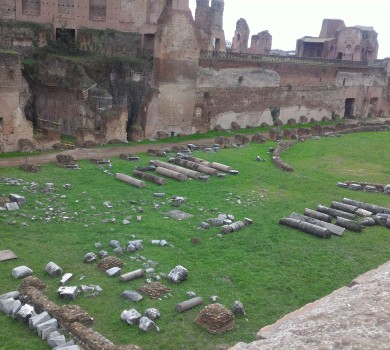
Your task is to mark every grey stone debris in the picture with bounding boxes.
[337,182,349,188]
[29,311,50,330]
[84,252,97,263]
[47,334,66,348]
[227,214,235,221]
[106,267,121,277]
[145,268,155,274]
[217,173,227,178]
[127,240,143,250]
[349,183,362,190]
[384,185,390,194]
[45,262,63,277]
[11,299,22,317]
[172,196,185,207]
[256,156,266,162]
[121,290,143,302]
[6,202,19,211]
[209,218,224,226]
[9,194,26,205]
[151,240,161,245]
[16,304,35,323]
[168,266,189,283]
[154,193,165,198]
[60,273,73,286]
[98,250,108,258]
[94,242,103,249]
[210,295,219,303]
[12,266,33,279]
[224,219,233,225]
[199,222,210,229]
[218,213,228,221]
[0,291,19,301]
[229,170,239,175]
[63,183,72,189]
[244,217,253,225]
[160,240,168,247]
[364,185,377,192]
[53,345,80,350]
[0,298,18,315]
[121,309,142,325]
[113,247,123,255]
[58,286,79,300]
[123,219,131,225]
[109,240,120,248]
[103,201,113,208]
[126,245,136,253]
[41,326,57,340]
[37,318,58,336]
[187,291,197,298]
[231,301,245,315]
[144,308,160,320]
[139,316,158,332]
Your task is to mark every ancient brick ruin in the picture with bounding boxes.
[0,0,389,151]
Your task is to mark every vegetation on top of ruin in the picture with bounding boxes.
[1,132,390,349]
[0,49,19,55]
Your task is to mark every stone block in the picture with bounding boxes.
[106,267,121,277]
[0,291,19,300]
[45,262,62,277]
[47,334,66,348]
[60,273,73,286]
[16,304,35,323]
[12,266,33,279]
[9,194,26,205]
[37,318,58,336]
[121,290,143,302]
[29,311,50,330]
[139,316,158,332]
[42,326,58,340]
[144,308,160,320]
[6,202,19,210]
[121,309,142,325]
[0,298,17,315]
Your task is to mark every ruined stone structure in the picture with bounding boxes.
[0,51,34,152]
[0,0,389,150]
[195,0,226,51]
[231,18,249,53]
[249,30,272,55]
[296,19,379,61]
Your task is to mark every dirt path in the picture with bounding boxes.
[0,137,223,168]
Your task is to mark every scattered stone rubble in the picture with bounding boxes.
[337,181,390,194]
[56,155,80,169]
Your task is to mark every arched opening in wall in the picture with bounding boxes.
[143,34,155,51]
[344,98,355,118]
[237,34,241,42]
[337,52,343,59]
[56,28,76,46]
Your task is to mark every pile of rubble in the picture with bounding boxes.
[337,181,390,194]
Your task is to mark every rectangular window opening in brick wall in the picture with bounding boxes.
[58,0,75,16]
[89,0,107,21]
[22,0,41,15]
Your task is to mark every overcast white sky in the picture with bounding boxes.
[189,0,389,58]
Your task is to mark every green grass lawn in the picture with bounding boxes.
[1,132,390,350]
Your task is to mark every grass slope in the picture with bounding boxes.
[1,132,390,350]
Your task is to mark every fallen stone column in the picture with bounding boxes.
[290,213,344,236]
[152,160,202,179]
[221,221,245,234]
[331,201,372,217]
[175,297,203,313]
[304,208,332,223]
[342,198,390,215]
[45,262,62,277]
[185,156,212,167]
[210,162,232,173]
[120,269,144,282]
[279,218,331,239]
[316,205,357,220]
[173,158,219,176]
[335,217,363,232]
[115,173,145,188]
[133,170,165,186]
[156,167,188,182]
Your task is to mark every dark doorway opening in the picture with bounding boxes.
[344,98,355,118]
[214,38,221,50]
[337,52,343,59]
[56,28,76,46]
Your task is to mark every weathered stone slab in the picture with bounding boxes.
[167,210,194,221]
[0,291,19,300]
[0,298,17,315]
[47,334,66,348]
[37,318,58,336]
[5,202,19,210]
[0,249,18,261]
[42,326,58,340]
[60,273,73,286]
[9,194,26,205]
[12,266,33,279]
[58,286,78,300]
[16,304,35,323]
[106,267,121,277]
[144,308,160,320]
[121,290,143,302]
